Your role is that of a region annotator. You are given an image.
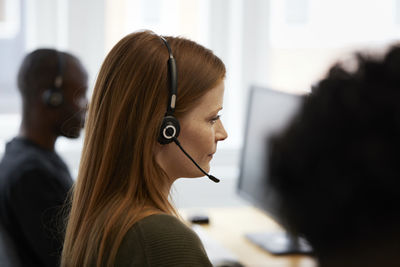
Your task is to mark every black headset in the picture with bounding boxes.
[156,36,220,183]
[157,37,181,145]
[42,51,64,107]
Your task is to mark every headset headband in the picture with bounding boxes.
[54,51,64,89]
[160,36,177,115]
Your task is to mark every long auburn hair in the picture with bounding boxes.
[61,31,225,266]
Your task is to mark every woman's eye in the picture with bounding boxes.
[210,115,221,124]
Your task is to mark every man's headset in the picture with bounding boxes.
[42,51,64,107]
[157,36,219,183]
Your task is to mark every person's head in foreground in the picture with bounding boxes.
[269,45,400,267]
[62,30,227,266]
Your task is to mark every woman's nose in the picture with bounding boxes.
[216,120,228,141]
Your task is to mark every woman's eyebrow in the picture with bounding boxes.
[207,107,223,116]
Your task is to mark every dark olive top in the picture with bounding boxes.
[115,213,212,267]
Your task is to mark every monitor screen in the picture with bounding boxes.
[237,86,302,224]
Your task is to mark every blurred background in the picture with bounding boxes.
[1,0,400,208]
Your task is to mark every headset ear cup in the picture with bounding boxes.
[42,88,63,107]
[158,115,180,144]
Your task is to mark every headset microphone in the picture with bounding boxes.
[172,138,220,183]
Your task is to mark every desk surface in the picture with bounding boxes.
[182,206,317,267]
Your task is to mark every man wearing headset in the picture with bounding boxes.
[0,49,88,266]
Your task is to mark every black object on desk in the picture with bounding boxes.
[189,215,210,225]
[214,259,245,267]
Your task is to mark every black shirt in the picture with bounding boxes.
[0,137,73,267]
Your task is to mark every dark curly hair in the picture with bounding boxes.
[269,45,400,263]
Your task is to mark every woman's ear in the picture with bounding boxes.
[153,142,163,155]
[154,142,170,177]
[153,141,168,167]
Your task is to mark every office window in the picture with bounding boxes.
[105,0,211,52]
[0,0,23,113]
[0,0,20,39]
[266,0,400,93]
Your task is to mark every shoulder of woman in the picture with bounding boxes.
[137,213,191,234]
[133,213,204,249]
[118,213,212,267]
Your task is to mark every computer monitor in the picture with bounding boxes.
[237,86,312,255]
